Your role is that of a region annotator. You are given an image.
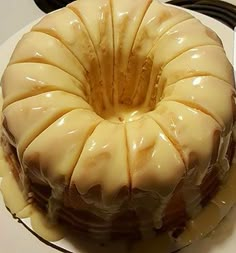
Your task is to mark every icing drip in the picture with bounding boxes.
[1,147,236,249]
[0,137,64,242]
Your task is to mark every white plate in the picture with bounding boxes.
[0,9,235,253]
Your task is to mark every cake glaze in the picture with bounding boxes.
[0,0,235,240]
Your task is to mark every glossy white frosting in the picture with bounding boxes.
[0,0,235,237]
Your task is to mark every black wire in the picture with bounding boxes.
[196,0,236,12]
[34,0,67,13]
[182,4,236,27]
[167,0,236,29]
[168,0,236,9]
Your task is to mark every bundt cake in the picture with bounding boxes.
[0,0,235,240]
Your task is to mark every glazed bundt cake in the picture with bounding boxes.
[0,0,235,240]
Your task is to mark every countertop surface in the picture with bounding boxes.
[0,0,44,45]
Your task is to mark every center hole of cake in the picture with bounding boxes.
[90,90,158,123]
[88,63,161,122]
[100,105,149,123]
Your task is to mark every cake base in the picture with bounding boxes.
[1,139,236,252]
[2,131,234,241]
